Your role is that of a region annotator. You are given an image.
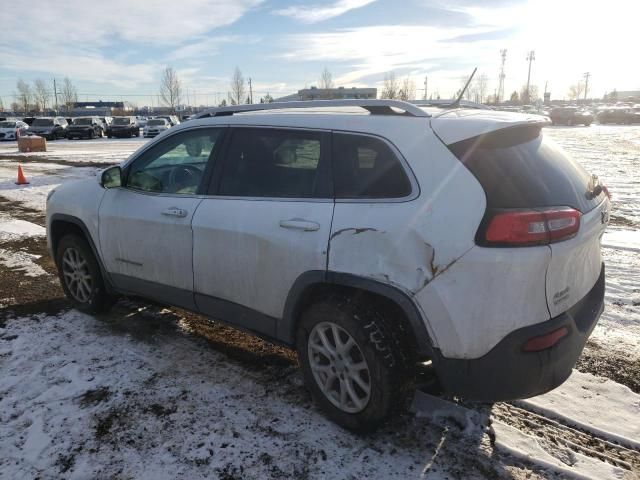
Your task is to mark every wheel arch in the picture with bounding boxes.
[49,214,114,291]
[280,270,435,358]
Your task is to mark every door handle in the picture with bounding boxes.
[162,207,188,218]
[279,219,320,232]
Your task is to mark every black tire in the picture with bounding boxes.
[107,135,112,138]
[55,234,113,314]
[584,122,592,127]
[297,295,414,432]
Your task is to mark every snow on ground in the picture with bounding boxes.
[491,421,628,480]
[0,248,47,277]
[519,370,640,450]
[0,137,147,164]
[0,309,495,480]
[0,159,99,212]
[0,214,45,241]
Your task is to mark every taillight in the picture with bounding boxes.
[483,208,581,246]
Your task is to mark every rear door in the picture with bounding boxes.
[98,127,224,308]
[191,126,333,336]
[445,123,609,316]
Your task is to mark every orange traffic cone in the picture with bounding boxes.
[16,165,29,185]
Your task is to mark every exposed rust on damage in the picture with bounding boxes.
[329,227,381,241]
[412,243,459,295]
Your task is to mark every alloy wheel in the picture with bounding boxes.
[61,247,93,303]
[307,321,371,413]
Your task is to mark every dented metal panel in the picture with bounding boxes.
[414,245,552,359]
[328,123,487,349]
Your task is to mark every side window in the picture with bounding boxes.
[127,128,222,195]
[332,133,412,199]
[218,128,327,198]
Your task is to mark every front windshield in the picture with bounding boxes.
[32,119,53,126]
[148,119,166,126]
[0,121,17,128]
[73,118,93,125]
[112,117,131,125]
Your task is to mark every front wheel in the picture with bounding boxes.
[297,296,413,431]
[56,234,113,313]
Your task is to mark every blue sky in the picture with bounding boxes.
[0,0,637,107]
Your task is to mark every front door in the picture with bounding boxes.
[99,127,225,308]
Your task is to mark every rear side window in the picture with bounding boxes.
[449,126,605,213]
[332,133,411,199]
[218,128,328,198]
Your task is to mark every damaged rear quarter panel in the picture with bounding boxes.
[328,124,486,345]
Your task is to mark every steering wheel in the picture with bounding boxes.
[168,164,202,193]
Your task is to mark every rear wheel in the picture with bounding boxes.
[56,234,113,313]
[297,295,414,431]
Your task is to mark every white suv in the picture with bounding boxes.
[46,100,609,431]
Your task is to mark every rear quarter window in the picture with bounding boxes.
[332,133,411,199]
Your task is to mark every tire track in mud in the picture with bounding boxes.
[492,402,640,474]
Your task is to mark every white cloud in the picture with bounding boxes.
[280,24,501,91]
[0,0,262,46]
[273,0,376,23]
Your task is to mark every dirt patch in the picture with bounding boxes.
[577,341,640,393]
[0,155,118,168]
[79,387,112,407]
[0,236,65,316]
[0,197,46,226]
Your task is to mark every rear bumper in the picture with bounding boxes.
[433,263,605,402]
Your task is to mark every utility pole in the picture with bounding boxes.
[423,76,428,100]
[498,49,507,103]
[583,72,591,101]
[53,78,59,114]
[525,50,535,104]
[248,78,253,104]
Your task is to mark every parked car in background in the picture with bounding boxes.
[28,117,68,140]
[99,117,113,134]
[107,116,140,138]
[66,117,104,140]
[549,107,593,126]
[136,116,148,128]
[0,119,29,140]
[47,100,609,431]
[22,116,36,126]
[597,107,633,124]
[143,118,171,137]
[156,115,180,126]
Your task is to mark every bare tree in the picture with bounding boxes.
[398,76,416,101]
[319,67,334,90]
[160,66,182,113]
[230,67,246,105]
[520,84,539,102]
[568,83,585,101]
[16,79,33,114]
[380,72,399,99]
[33,79,50,112]
[60,78,78,111]
[475,73,488,103]
[0,96,4,112]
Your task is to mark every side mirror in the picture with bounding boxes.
[101,166,122,189]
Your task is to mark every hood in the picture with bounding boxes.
[429,109,550,145]
[68,124,91,129]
